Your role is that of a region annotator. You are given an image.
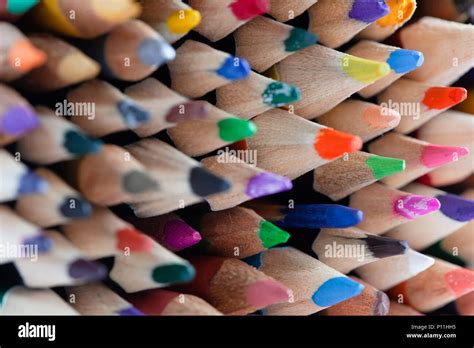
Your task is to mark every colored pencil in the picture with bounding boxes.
[68,144,159,206]
[321,276,390,316]
[317,100,401,142]
[176,254,290,315]
[233,16,318,72]
[385,183,474,250]
[66,283,143,316]
[424,188,474,267]
[0,149,48,202]
[62,206,195,293]
[139,0,201,43]
[197,206,290,258]
[15,34,100,92]
[272,44,390,118]
[0,205,52,265]
[78,20,175,81]
[346,40,424,98]
[124,289,222,316]
[14,230,106,288]
[377,78,468,134]
[124,78,210,137]
[167,103,257,157]
[388,301,422,316]
[201,155,292,211]
[243,247,364,315]
[0,286,78,315]
[125,139,230,217]
[67,79,151,137]
[368,132,469,189]
[168,40,251,98]
[0,83,39,146]
[16,106,103,165]
[0,22,46,81]
[358,0,417,41]
[216,71,301,119]
[267,0,317,22]
[349,183,441,234]
[313,151,406,201]
[308,0,389,48]
[355,249,435,291]
[0,0,38,21]
[246,202,364,229]
[419,0,474,22]
[312,227,408,274]
[388,258,474,312]
[245,109,363,180]
[15,168,92,228]
[400,16,474,85]
[30,0,140,38]
[417,110,474,187]
[188,0,270,42]
[120,213,202,252]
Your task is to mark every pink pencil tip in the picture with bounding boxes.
[421,145,470,169]
[445,268,474,297]
[246,280,289,308]
[394,195,441,220]
[162,220,202,251]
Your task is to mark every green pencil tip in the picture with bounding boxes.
[285,27,318,52]
[366,155,406,180]
[258,221,290,249]
[262,82,301,107]
[152,263,196,284]
[218,118,257,142]
[64,130,103,156]
[7,0,39,15]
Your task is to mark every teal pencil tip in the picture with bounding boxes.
[6,0,39,15]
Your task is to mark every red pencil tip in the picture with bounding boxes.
[230,0,270,20]
[117,227,154,253]
[423,87,467,110]
[315,128,363,160]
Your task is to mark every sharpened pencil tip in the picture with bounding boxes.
[246,279,289,308]
[117,227,154,253]
[387,49,424,74]
[394,195,441,220]
[216,56,251,81]
[18,171,49,195]
[122,170,159,194]
[366,155,406,180]
[421,145,470,169]
[166,9,202,34]
[138,38,176,66]
[230,0,270,21]
[314,128,362,160]
[23,234,53,253]
[258,221,290,248]
[340,54,390,83]
[437,194,474,222]
[217,118,257,142]
[246,172,292,199]
[284,27,318,52]
[262,81,301,107]
[68,259,107,281]
[349,0,390,23]
[445,268,474,296]
[162,219,202,251]
[1,106,39,136]
[117,99,151,128]
[190,167,231,197]
[312,276,364,307]
[59,196,92,219]
[365,234,410,258]
[8,40,46,72]
[423,87,467,110]
[6,0,39,15]
[152,263,195,284]
[64,129,103,156]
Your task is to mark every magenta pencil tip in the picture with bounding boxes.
[161,219,202,251]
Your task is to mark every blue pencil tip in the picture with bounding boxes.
[23,234,54,253]
[215,55,251,81]
[312,276,364,307]
[387,49,424,74]
[18,171,49,196]
[279,204,363,229]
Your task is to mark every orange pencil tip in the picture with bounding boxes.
[9,40,46,73]
[315,128,363,160]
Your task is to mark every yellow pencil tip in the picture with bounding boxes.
[340,54,390,84]
[167,9,201,35]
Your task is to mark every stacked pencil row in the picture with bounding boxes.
[0,0,473,316]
